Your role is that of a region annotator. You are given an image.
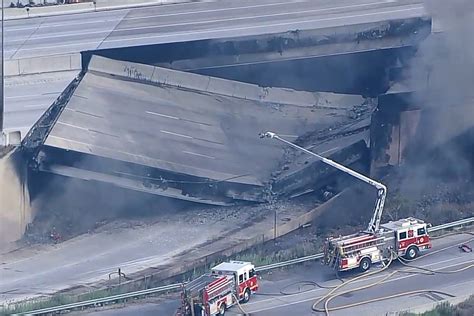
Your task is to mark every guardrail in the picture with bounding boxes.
[20,284,182,316]
[428,217,474,232]
[256,253,324,272]
[19,216,474,315]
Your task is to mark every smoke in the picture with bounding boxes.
[409,0,474,105]
[403,0,474,154]
[26,155,188,243]
[390,0,474,221]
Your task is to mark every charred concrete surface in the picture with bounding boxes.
[270,113,373,199]
[23,56,375,206]
[371,91,474,175]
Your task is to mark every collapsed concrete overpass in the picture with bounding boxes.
[1,0,435,243]
[22,56,374,206]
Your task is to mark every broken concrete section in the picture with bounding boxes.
[0,147,32,248]
[371,91,474,173]
[24,56,375,205]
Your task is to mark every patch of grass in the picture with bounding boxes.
[401,295,474,316]
[234,239,322,266]
[0,284,134,315]
[178,237,323,283]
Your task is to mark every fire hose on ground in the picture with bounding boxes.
[310,232,474,315]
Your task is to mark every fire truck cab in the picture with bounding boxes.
[211,261,258,303]
[380,217,431,259]
[176,261,258,316]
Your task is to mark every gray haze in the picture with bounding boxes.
[410,0,474,105]
[395,0,474,214]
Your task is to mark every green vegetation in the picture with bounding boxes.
[0,285,132,315]
[235,238,322,266]
[182,236,322,282]
[401,295,474,316]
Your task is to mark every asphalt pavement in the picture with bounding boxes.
[4,0,426,59]
[237,233,474,316]
[3,71,78,138]
[80,232,474,316]
[2,0,428,135]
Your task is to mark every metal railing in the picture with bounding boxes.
[256,253,324,272]
[428,217,474,232]
[20,284,182,316]
[19,216,474,315]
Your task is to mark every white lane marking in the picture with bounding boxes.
[22,104,47,109]
[51,128,218,158]
[57,121,88,131]
[4,5,424,54]
[4,1,403,44]
[248,257,474,313]
[320,147,340,155]
[146,110,179,120]
[5,94,45,99]
[34,135,235,185]
[160,130,192,139]
[147,110,212,127]
[183,150,215,159]
[3,104,47,110]
[4,0,306,32]
[102,5,426,43]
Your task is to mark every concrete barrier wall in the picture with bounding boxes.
[5,3,94,19]
[4,0,203,20]
[0,148,32,249]
[96,0,196,8]
[89,55,322,107]
[5,54,81,77]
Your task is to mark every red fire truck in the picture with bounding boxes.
[176,261,258,316]
[262,132,432,273]
[323,217,431,272]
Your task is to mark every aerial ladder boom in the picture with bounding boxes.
[261,131,387,234]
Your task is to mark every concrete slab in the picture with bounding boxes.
[29,56,371,204]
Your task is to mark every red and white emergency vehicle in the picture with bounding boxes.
[176,261,258,316]
[323,217,431,272]
[262,132,432,273]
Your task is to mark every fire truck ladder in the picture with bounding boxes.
[261,132,387,234]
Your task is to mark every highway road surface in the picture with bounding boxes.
[80,232,474,316]
[2,0,428,135]
[3,71,77,138]
[4,0,427,59]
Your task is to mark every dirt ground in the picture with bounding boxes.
[18,185,323,247]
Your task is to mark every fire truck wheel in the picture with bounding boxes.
[405,246,419,260]
[242,289,251,303]
[218,303,226,316]
[359,257,371,272]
